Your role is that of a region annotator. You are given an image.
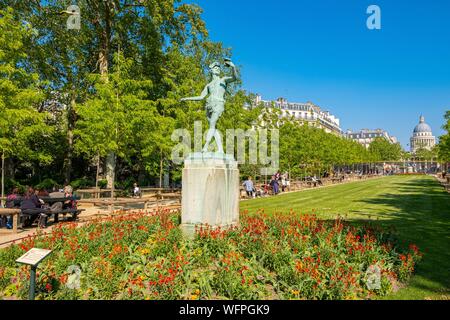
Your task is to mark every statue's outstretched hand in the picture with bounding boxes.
[225,60,235,68]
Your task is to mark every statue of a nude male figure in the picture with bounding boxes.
[181,59,238,153]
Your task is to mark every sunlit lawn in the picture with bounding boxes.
[240,175,450,300]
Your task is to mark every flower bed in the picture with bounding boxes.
[0,209,422,300]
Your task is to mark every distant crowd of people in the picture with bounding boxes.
[242,172,291,199]
[1,185,75,229]
[242,171,353,199]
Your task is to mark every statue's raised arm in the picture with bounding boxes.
[180,85,209,102]
[223,59,238,84]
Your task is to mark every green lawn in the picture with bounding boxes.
[240,175,450,300]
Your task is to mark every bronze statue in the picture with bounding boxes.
[181,59,238,153]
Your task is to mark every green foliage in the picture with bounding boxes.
[0,0,215,185]
[70,178,95,190]
[437,111,450,163]
[368,137,403,162]
[4,178,25,194]
[0,8,52,163]
[277,121,372,177]
[115,176,136,192]
[98,179,108,189]
[414,147,437,161]
[75,53,152,161]
[35,178,59,191]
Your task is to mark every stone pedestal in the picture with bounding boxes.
[181,152,240,237]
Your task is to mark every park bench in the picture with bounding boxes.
[75,188,115,199]
[0,196,85,228]
[304,177,323,188]
[78,193,181,211]
[75,187,181,199]
[39,196,85,224]
[331,176,344,184]
[290,181,302,191]
[140,187,181,195]
[0,208,21,233]
[52,208,86,223]
[305,181,315,188]
[20,207,86,227]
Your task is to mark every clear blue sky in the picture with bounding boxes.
[191,0,450,149]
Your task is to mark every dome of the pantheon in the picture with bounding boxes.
[413,116,432,134]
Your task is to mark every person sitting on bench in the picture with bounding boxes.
[311,175,323,186]
[5,188,20,208]
[21,187,41,210]
[63,185,76,210]
[2,188,20,229]
[44,190,66,228]
[133,183,141,198]
[21,187,44,228]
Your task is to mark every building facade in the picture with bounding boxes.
[410,115,436,153]
[346,129,398,149]
[256,95,342,135]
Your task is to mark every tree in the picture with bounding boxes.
[1,0,210,186]
[368,137,402,162]
[415,147,437,161]
[276,116,373,179]
[74,52,154,196]
[0,8,52,200]
[437,111,450,164]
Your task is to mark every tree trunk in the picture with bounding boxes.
[95,152,100,199]
[106,151,115,188]
[109,153,116,212]
[100,44,116,189]
[159,149,163,189]
[64,96,76,184]
[1,152,5,207]
[5,158,14,179]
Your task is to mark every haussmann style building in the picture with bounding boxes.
[256,95,342,135]
[346,129,398,149]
